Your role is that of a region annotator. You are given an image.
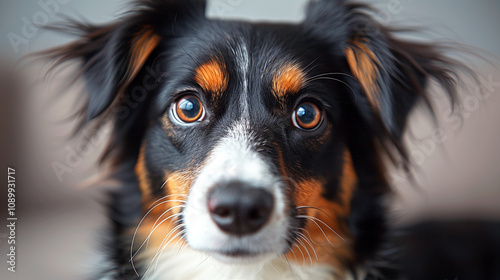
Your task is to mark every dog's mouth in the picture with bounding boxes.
[214,249,259,258]
[211,248,267,260]
[218,249,258,257]
[202,247,278,264]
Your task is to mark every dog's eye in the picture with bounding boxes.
[292,102,322,130]
[173,95,205,123]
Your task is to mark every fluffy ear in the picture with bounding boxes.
[43,0,206,122]
[305,0,461,143]
[53,23,161,121]
[343,28,460,141]
[39,0,206,162]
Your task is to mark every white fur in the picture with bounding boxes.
[148,246,346,280]
[233,41,250,118]
[183,120,289,261]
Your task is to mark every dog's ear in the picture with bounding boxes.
[342,27,460,142]
[39,0,206,162]
[42,0,206,122]
[305,0,460,143]
[54,23,161,121]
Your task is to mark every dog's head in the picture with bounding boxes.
[44,0,459,274]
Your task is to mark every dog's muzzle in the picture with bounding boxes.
[182,121,289,261]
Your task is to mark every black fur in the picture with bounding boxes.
[38,0,496,279]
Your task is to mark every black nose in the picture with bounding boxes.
[208,181,274,235]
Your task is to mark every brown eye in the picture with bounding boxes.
[293,102,322,130]
[174,95,204,123]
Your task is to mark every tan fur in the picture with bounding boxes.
[287,150,358,275]
[345,38,381,109]
[272,63,306,98]
[129,28,161,82]
[194,59,229,97]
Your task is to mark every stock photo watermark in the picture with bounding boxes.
[387,73,500,185]
[372,0,413,25]
[208,0,245,18]
[7,0,72,54]
[6,167,17,273]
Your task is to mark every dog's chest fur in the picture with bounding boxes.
[137,247,361,280]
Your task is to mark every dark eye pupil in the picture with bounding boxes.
[178,97,200,118]
[297,104,316,124]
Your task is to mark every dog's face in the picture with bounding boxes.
[45,0,459,274]
[137,20,356,264]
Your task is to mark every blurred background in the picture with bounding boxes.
[0,0,499,279]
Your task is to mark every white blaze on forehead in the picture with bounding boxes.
[191,119,276,195]
[182,120,288,255]
[205,120,274,186]
[233,41,250,118]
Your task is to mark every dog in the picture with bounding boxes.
[39,0,500,279]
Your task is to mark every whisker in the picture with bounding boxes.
[277,255,286,271]
[130,199,186,276]
[297,215,345,244]
[159,178,170,189]
[154,229,186,272]
[155,224,184,257]
[136,211,183,257]
[142,225,184,278]
[131,203,185,262]
[293,232,313,266]
[147,194,187,209]
[301,227,327,246]
[151,205,185,228]
[192,256,210,271]
[284,233,300,265]
[291,243,306,265]
[174,236,186,255]
[297,235,316,265]
[304,72,357,83]
[282,254,292,272]
[296,206,342,246]
[296,206,337,223]
[288,244,299,263]
[270,260,280,273]
[296,232,319,261]
[307,76,358,99]
[144,201,186,250]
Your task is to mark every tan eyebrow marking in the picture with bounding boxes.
[194,58,229,97]
[272,63,306,98]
